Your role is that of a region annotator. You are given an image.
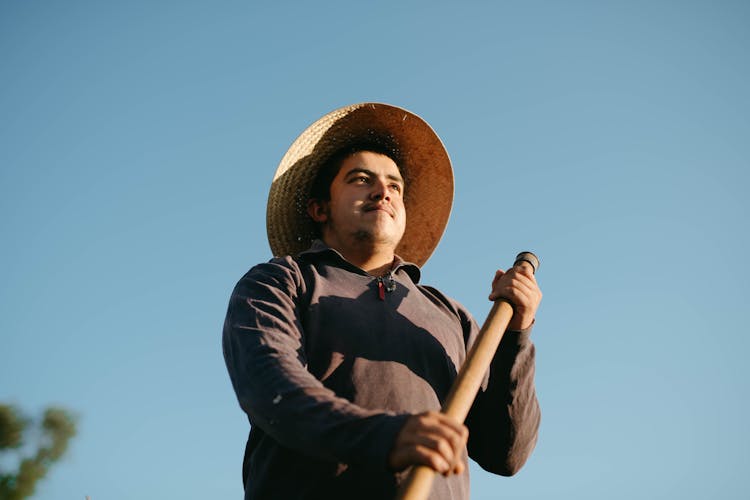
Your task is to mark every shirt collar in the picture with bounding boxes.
[299,239,422,284]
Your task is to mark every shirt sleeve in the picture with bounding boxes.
[461,310,541,476]
[222,257,408,467]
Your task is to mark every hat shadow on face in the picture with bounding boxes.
[265,103,454,267]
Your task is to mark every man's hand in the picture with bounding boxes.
[387,411,469,476]
[488,264,542,331]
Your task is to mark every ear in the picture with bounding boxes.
[307,199,328,223]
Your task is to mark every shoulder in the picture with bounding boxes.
[232,255,308,299]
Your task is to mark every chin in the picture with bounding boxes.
[353,229,402,247]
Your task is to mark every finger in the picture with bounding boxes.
[505,283,541,310]
[513,261,537,277]
[413,426,464,465]
[489,267,537,299]
[490,278,534,301]
[413,411,465,436]
[451,459,465,476]
[413,444,451,474]
[496,265,535,282]
[390,438,449,472]
[505,266,538,285]
[506,276,538,301]
[489,270,505,300]
[389,412,469,473]
[490,269,505,289]
[489,271,539,302]
[431,415,469,455]
[429,411,468,435]
[410,437,462,476]
[412,414,467,465]
[392,443,451,473]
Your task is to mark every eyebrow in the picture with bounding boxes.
[343,168,404,184]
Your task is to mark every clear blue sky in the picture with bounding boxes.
[1,1,748,499]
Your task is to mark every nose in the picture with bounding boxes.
[369,177,391,201]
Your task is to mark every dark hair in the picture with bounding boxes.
[309,135,406,202]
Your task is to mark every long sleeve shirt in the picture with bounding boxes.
[222,241,540,499]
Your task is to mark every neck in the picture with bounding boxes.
[321,235,396,275]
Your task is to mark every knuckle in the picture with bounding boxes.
[436,436,451,453]
[418,412,433,423]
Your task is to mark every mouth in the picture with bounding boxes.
[363,204,394,217]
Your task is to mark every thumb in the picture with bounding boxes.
[489,269,506,300]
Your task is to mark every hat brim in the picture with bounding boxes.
[266,103,453,267]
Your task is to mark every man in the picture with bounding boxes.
[223,103,541,499]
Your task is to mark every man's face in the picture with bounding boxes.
[309,151,406,251]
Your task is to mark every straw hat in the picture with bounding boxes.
[266,103,454,267]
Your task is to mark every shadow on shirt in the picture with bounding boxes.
[302,281,463,412]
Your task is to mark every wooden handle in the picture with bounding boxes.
[396,252,539,500]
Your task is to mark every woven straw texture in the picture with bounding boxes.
[266,103,453,267]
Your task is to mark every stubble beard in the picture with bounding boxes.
[353,229,394,246]
[324,213,399,248]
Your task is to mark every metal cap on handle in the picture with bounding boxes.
[513,251,539,274]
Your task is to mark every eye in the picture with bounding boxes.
[390,183,402,193]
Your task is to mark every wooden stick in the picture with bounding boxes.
[396,252,539,500]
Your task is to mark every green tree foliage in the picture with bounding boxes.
[0,405,77,500]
